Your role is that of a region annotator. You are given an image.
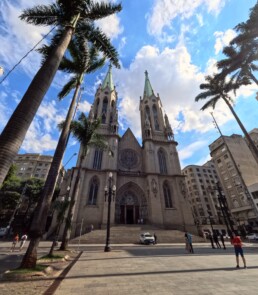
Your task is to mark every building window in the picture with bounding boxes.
[158,149,167,174]
[163,181,173,208]
[152,105,159,130]
[93,149,103,170]
[101,97,108,123]
[88,177,99,205]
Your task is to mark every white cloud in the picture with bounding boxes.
[179,140,209,161]
[0,1,52,78]
[147,0,226,36]
[21,119,58,153]
[214,29,236,55]
[78,100,91,113]
[95,14,124,40]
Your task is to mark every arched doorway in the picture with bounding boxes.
[115,182,147,224]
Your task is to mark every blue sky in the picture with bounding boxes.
[0,0,257,170]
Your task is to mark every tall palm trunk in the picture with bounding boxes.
[223,96,258,163]
[0,15,80,186]
[60,155,84,251]
[20,81,82,269]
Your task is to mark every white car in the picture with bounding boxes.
[246,233,258,240]
[139,232,155,245]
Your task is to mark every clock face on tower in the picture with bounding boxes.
[119,148,139,169]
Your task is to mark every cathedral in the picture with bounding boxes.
[60,67,195,238]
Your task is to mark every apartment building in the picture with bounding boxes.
[209,133,258,231]
[182,161,227,234]
[14,153,53,181]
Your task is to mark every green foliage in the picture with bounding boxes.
[69,113,107,156]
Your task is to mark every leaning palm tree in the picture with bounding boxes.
[217,44,258,86]
[217,2,258,85]
[0,0,122,185]
[195,74,258,163]
[20,40,106,269]
[60,113,107,251]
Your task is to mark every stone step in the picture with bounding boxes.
[70,225,205,244]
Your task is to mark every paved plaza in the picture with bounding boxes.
[54,243,258,295]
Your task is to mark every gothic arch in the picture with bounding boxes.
[115,182,148,224]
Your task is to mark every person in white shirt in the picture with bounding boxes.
[19,234,28,251]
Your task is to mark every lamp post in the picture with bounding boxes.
[207,211,215,234]
[104,172,116,252]
[216,182,235,234]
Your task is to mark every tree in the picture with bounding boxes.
[195,74,258,163]
[20,39,106,268]
[217,2,258,85]
[60,113,107,250]
[48,197,70,257]
[0,0,122,185]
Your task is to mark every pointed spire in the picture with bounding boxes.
[143,70,154,98]
[102,64,114,91]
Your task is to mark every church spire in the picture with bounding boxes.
[102,64,114,91]
[143,70,154,98]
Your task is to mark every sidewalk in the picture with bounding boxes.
[54,245,258,295]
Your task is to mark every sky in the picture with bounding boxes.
[0,0,257,171]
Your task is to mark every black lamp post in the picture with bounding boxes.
[104,172,116,252]
[216,182,235,234]
[207,211,215,233]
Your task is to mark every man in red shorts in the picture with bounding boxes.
[231,232,247,269]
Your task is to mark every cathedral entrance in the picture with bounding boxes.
[115,183,147,224]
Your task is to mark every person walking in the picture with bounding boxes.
[19,233,28,251]
[185,233,190,253]
[231,232,247,269]
[213,233,221,248]
[220,233,226,249]
[153,233,157,244]
[10,233,19,252]
[208,233,215,249]
[186,232,194,253]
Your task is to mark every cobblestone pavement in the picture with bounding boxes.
[54,244,258,295]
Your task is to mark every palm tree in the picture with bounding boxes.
[20,40,106,268]
[60,113,107,251]
[217,2,258,85]
[0,0,122,185]
[195,74,258,163]
[48,197,70,257]
[217,44,258,86]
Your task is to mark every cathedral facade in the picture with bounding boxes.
[62,67,195,237]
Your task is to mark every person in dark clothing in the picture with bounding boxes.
[153,233,157,244]
[213,233,221,248]
[209,233,215,249]
[220,233,226,249]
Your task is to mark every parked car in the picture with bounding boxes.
[246,233,258,240]
[139,232,155,245]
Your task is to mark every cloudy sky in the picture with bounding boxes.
[0,0,257,170]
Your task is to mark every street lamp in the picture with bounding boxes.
[104,172,116,252]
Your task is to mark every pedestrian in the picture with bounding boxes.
[90,224,94,232]
[186,232,194,253]
[220,233,226,249]
[208,233,215,249]
[231,232,247,269]
[213,233,221,248]
[184,233,190,253]
[153,233,157,244]
[19,233,28,251]
[10,233,19,252]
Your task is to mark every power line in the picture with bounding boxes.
[0,25,57,85]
